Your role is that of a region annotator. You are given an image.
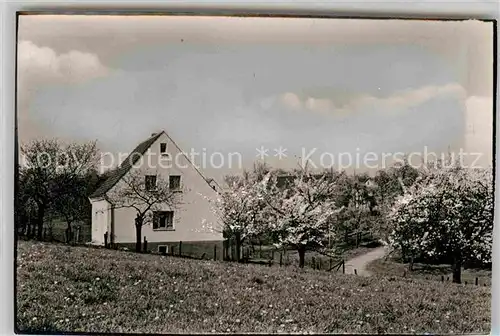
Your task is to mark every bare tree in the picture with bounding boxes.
[17,170,38,238]
[107,170,181,252]
[52,174,90,243]
[20,139,98,240]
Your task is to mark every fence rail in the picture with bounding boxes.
[100,233,355,273]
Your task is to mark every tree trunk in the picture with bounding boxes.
[27,217,33,238]
[135,224,142,253]
[235,232,242,262]
[135,214,143,253]
[65,222,73,244]
[401,246,407,263]
[18,212,26,236]
[24,218,30,237]
[298,245,306,268]
[452,250,462,284]
[36,204,45,241]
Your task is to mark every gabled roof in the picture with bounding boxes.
[89,130,221,199]
[89,132,163,199]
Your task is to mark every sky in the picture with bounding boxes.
[17,15,494,182]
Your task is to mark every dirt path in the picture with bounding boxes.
[344,246,389,276]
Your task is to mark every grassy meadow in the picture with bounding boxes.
[367,252,492,287]
[16,240,491,334]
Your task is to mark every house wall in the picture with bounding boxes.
[91,198,111,245]
[109,132,223,245]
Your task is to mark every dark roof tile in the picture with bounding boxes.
[89,133,162,198]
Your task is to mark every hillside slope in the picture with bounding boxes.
[16,241,490,334]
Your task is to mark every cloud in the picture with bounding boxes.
[279,83,466,116]
[19,16,493,97]
[304,97,334,114]
[280,92,302,110]
[18,40,108,87]
[355,83,466,109]
[17,40,109,142]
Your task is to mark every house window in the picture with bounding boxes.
[158,245,168,254]
[153,211,174,230]
[160,143,167,154]
[169,175,181,191]
[145,175,157,191]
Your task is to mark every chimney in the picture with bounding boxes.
[151,132,157,137]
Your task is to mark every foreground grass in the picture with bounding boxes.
[17,241,491,334]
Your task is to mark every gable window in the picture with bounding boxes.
[169,175,181,191]
[153,211,174,230]
[160,143,167,154]
[145,175,157,191]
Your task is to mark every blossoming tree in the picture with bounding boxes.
[201,174,267,262]
[258,170,341,268]
[388,163,493,283]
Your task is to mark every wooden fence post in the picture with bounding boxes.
[312,257,316,269]
[342,260,345,274]
[214,245,217,261]
[475,277,479,286]
[143,236,148,253]
[441,275,444,282]
[318,259,322,270]
[354,269,357,275]
[179,241,182,257]
[171,246,175,256]
[75,226,80,244]
[104,232,108,248]
[446,276,449,282]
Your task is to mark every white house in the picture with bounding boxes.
[88,131,223,257]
